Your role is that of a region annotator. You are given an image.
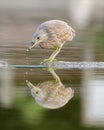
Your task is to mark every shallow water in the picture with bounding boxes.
[0,12,104,128]
[0,43,104,129]
[0,45,81,129]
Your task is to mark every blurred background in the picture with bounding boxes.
[0,0,104,130]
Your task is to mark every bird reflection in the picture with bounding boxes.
[26,68,74,109]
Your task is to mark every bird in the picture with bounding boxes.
[26,68,74,109]
[27,20,75,64]
[26,80,74,109]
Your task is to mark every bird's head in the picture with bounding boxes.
[26,80,44,100]
[27,30,48,51]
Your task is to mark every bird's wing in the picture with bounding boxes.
[67,26,75,41]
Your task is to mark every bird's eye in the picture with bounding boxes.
[37,37,40,40]
[36,90,39,94]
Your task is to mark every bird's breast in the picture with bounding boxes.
[39,36,60,49]
[39,41,56,49]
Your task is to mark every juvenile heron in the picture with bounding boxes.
[27,20,75,63]
[26,68,74,109]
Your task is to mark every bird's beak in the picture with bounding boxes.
[27,39,39,51]
[26,80,40,93]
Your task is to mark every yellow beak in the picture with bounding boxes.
[26,80,40,93]
[28,43,37,50]
[27,39,39,51]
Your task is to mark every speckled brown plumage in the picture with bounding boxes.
[28,20,75,63]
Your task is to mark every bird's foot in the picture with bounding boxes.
[40,58,57,64]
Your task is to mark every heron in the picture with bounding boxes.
[26,68,74,109]
[27,20,75,64]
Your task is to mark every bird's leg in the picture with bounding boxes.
[40,47,61,64]
[48,68,61,82]
[49,47,61,61]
